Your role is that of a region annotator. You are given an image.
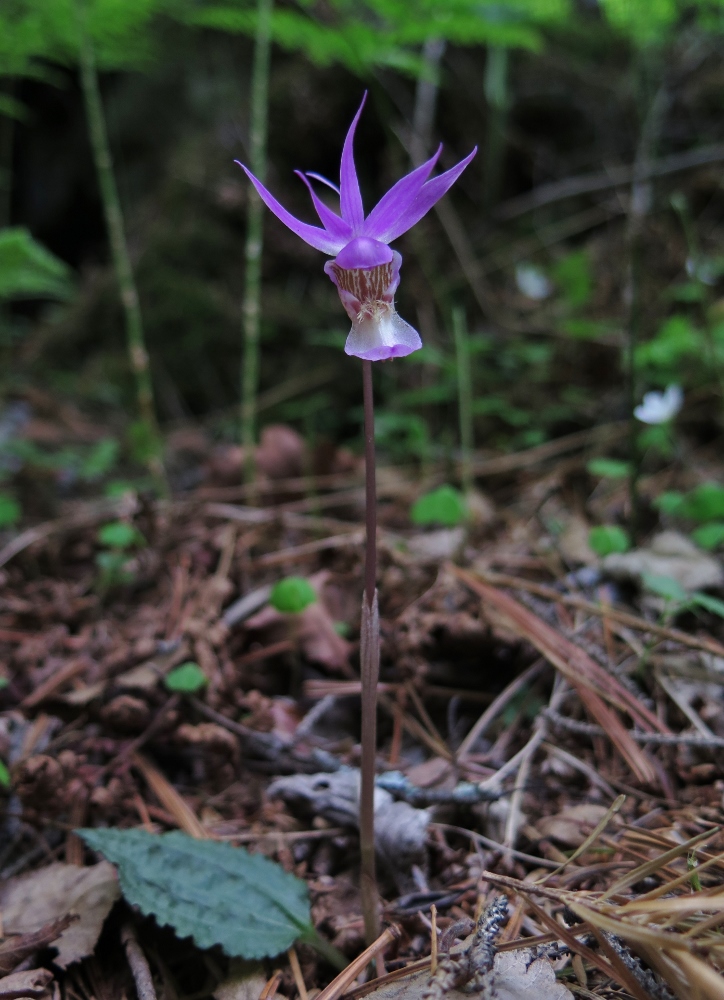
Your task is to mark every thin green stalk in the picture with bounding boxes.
[482,46,509,213]
[0,79,14,229]
[75,2,164,490]
[625,69,669,540]
[452,306,474,495]
[241,0,273,484]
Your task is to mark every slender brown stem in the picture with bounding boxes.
[362,361,376,604]
[359,359,380,947]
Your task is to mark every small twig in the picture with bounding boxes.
[457,659,547,760]
[430,904,438,975]
[256,531,364,568]
[287,947,308,1000]
[259,971,282,1000]
[122,924,158,1000]
[544,708,724,748]
[434,824,561,870]
[502,677,568,855]
[315,925,402,1000]
[495,140,724,220]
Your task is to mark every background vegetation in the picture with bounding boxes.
[2,0,724,511]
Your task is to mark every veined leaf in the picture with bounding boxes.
[79,828,316,960]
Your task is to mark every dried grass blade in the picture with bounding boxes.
[536,794,626,884]
[133,753,208,839]
[601,827,718,899]
[569,901,695,952]
[452,568,657,782]
[624,849,724,906]
[453,566,666,733]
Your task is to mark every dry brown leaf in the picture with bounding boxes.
[0,862,120,969]
[0,917,74,975]
[537,804,611,847]
[0,968,53,1000]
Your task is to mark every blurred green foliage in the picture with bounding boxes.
[0,228,74,301]
[589,524,630,557]
[410,484,467,527]
[165,661,208,692]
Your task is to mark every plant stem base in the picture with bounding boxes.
[359,588,380,947]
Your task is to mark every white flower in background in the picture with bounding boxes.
[515,263,552,300]
[634,384,683,424]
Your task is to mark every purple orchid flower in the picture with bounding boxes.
[236,95,476,362]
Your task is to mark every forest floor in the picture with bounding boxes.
[1,413,724,1000]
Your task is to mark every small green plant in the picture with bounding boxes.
[553,249,592,310]
[642,572,724,621]
[691,523,724,551]
[654,483,724,549]
[589,524,630,557]
[587,458,632,480]
[95,520,145,588]
[164,662,207,694]
[411,484,467,528]
[269,577,317,613]
[0,227,74,301]
[0,492,20,528]
[0,759,10,788]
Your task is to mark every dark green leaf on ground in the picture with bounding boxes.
[79,828,315,959]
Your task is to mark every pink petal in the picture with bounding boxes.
[295,171,352,242]
[362,145,442,242]
[236,162,345,255]
[339,94,367,230]
[382,147,477,244]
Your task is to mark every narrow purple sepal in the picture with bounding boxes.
[382,147,478,244]
[306,172,340,196]
[235,161,345,255]
[294,171,352,242]
[361,145,442,242]
[339,93,367,230]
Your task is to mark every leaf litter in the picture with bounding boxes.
[0,432,723,999]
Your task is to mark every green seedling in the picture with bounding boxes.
[692,523,724,551]
[165,662,207,694]
[589,525,630,557]
[269,577,317,614]
[411,485,467,528]
[554,249,592,310]
[95,520,145,589]
[587,458,632,480]
[642,572,724,622]
[0,760,10,788]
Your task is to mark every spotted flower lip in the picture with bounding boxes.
[236,93,476,361]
